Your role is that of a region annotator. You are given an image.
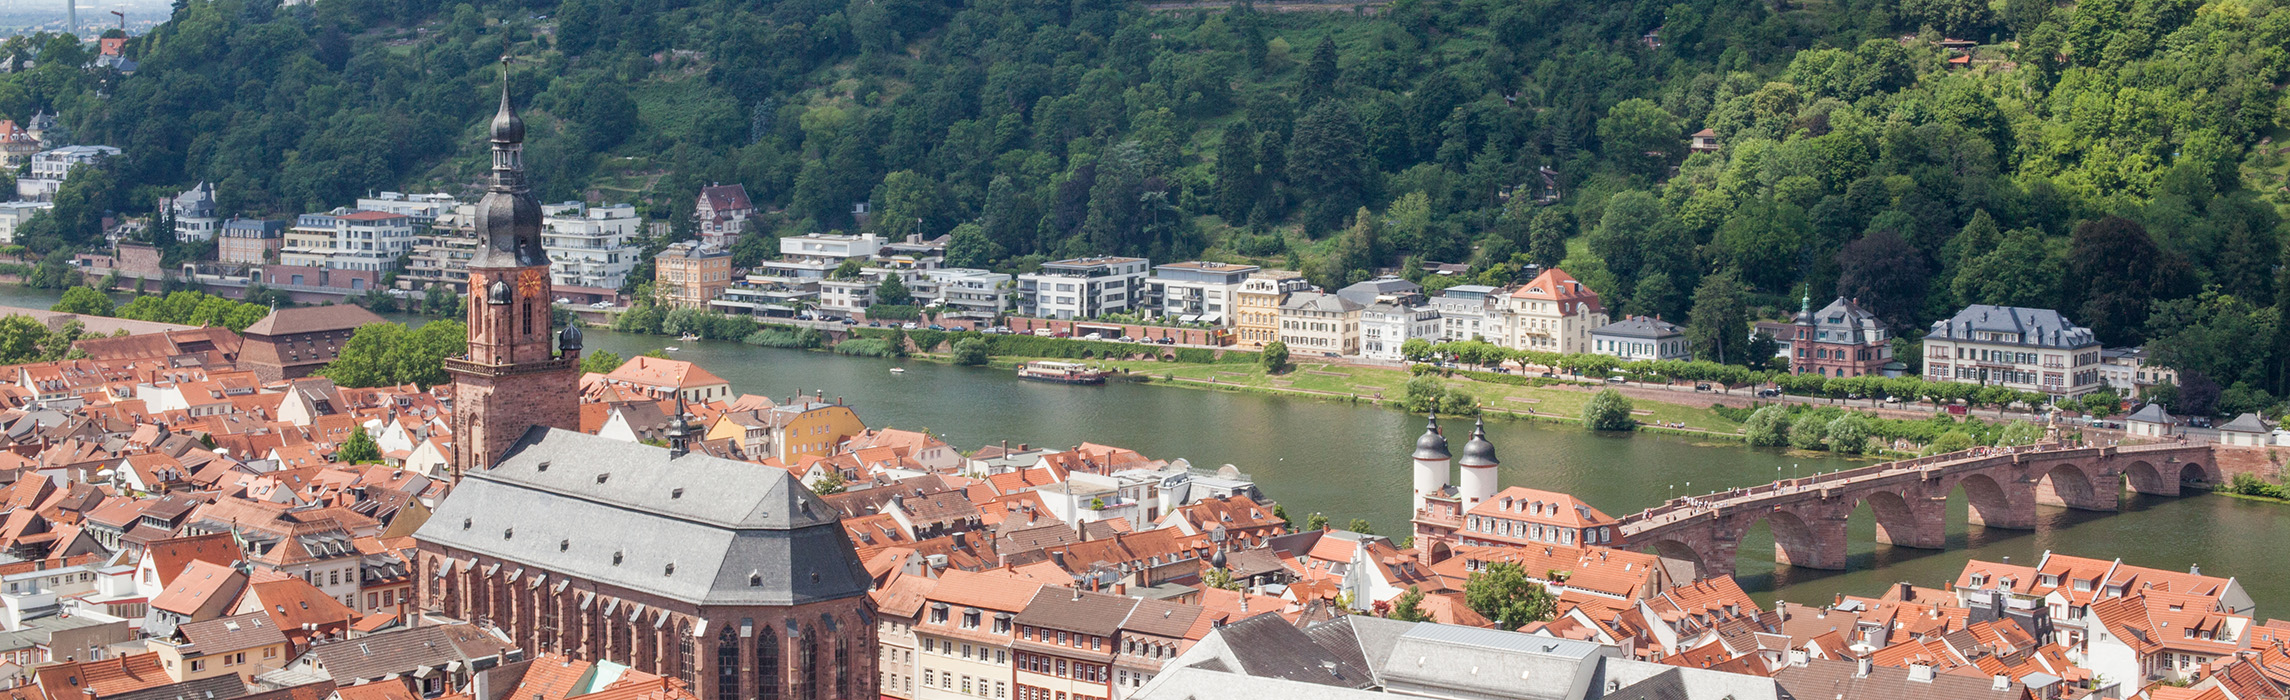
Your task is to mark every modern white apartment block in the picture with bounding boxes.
[756,232,887,281]
[285,208,415,272]
[17,145,119,201]
[1016,256,1149,320]
[1430,285,1505,343]
[1360,301,1441,362]
[920,268,1011,317]
[540,201,640,290]
[1146,261,1258,325]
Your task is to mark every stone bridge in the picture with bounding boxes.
[1617,442,2237,581]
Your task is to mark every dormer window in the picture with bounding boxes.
[613,551,624,565]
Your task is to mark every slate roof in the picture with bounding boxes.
[1280,291,1364,314]
[1927,305,2096,349]
[1336,276,1421,307]
[2220,413,2268,434]
[103,676,248,700]
[1772,658,2026,700]
[1206,612,1375,687]
[414,428,870,607]
[178,612,288,655]
[298,624,517,684]
[1593,316,1684,340]
[1016,588,1138,635]
[2127,404,2175,425]
[242,306,386,338]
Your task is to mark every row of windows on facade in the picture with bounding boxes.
[179,647,274,673]
[1464,516,1612,546]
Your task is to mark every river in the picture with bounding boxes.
[12,287,2290,614]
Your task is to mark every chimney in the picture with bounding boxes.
[1992,675,2011,691]
[1907,663,1935,683]
[2190,563,2201,576]
[1854,657,1871,678]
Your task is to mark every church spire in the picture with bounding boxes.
[487,56,527,192]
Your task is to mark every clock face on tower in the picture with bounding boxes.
[517,269,545,299]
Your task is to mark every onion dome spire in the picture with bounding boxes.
[1458,416,1498,467]
[1413,410,1450,460]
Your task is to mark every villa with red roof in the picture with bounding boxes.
[1505,267,1608,354]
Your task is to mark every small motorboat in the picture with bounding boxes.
[663,346,680,353]
[889,367,907,374]
[678,334,700,341]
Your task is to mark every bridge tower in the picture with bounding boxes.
[1411,413,1451,513]
[1458,417,1499,512]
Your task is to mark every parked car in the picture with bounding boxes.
[928,324,946,331]
[902,322,919,330]
[1757,388,1782,397]
[555,297,571,304]
[1158,337,1175,345]
[590,301,612,309]
[841,318,857,325]
[1118,335,1135,343]
[868,322,882,328]
[1083,333,1103,340]
[1606,376,1627,383]
[1033,328,1055,337]
[948,325,967,331]
[1540,372,1558,378]
[1694,383,1712,392]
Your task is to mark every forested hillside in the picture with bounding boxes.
[9,0,2290,411]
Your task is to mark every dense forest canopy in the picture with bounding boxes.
[6,0,2290,411]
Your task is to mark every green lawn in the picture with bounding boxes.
[1085,359,1748,435]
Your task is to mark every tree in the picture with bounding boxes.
[1952,228,2063,309]
[946,222,1000,268]
[1685,271,1748,365]
[1582,389,1636,431]
[1388,586,1435,622]
[1202,567,1243,591]
[319,321,469,389]
[811,471,846,495]
[1597,99,1682,176]
[421,284,464,318]
[1526,208,1570,269]
[52,286,114,316]
[877,274,914,306]
[335,426,382,464]
[1790,412,1831,450]
[1745,405,1792,446]
[1835,230,1930,334]
[1262,341,1290,373]
[1306,512,1330,531]
[1286,101,1367,230]
[1826,415,1869,454]
[581,349,625,375]
[1297,36,1340,106]
[1214,122,1262,222]
[1347,518,1374,535]
[2069,216,2195,345]
[1464,562,1556,628]
[952,337,991,365]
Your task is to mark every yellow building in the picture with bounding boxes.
[1234,269,1310,348]
[149,612,290,684]
[705,400,867,463]
[655,240,733,309]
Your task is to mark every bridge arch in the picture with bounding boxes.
[1643,539,1708,580]
[2037,462,2113,510]
[1949,473,2026,530]
[2125,460,2171,496]
[1859,489,1943,550]
[1749,508,1831,570]
[2180,462,2214,488]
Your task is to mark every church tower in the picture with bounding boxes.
[448,58,581,474]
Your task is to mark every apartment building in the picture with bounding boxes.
[1775,296,1894,377]
[1505,268,1607,354]
[216,218,284,266]
[1590,316,1690,361]
[0,202,51,244]
[1014,588,1133,700]
[756,232,887,281]
[915,570,1043,700]
[1018,257,1150,320]
[1360,301,1440,362]
[921,268,1011,317]
[17,145,119,201]
[353,192,458,228]
[654,241,733,309]
[1922,304,2104,397]
[401,204,478,292]
[1234,270,1311,348]
[1430,285,1505,343]
[2099,346,2176,397]
[1145,261,1258,325]
[283,209,415,272]
[540,201,639,290]
[1278,291,1363,357]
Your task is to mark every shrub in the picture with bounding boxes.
[952,337,991,365]
[1826,415,1869,454]
[1582,389,1635,431]
[1745,405,1792,446]
[743,327,825,349]
[1262,341,1289,372]
[1789,412,1830,450]
[832,338,898,357]
[1926,430,1976,454]
[1400,375,1478,415]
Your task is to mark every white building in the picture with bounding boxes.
[0,201,52,243]
[1359,302,1440,362]
[1017,256,1150,320]
[2219,413,2269,447]
[1278,291,1363,357]
[353,192,458,228]
[165,182,220,242]
[755,232,886,281]
[918,268,1010,317]
[1922,304,2104,397]
[2099,346,2175,397]
[1590,316,1691,361]
[286,209,416,272]
[541,201,640,290]
[17,145,120,202]
[1147,261,1258,326]
[1429,285,1505,343]
[1504,268,1607,354]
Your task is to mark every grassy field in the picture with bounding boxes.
[1030,357,1756,436]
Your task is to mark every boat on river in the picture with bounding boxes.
[1017,361,1107,385]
